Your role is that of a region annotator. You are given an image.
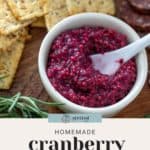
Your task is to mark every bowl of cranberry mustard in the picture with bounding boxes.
[38,13,148,117]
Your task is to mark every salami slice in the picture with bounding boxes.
[116,0,150,32]
[128,0,150,14]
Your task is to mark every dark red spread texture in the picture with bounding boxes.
[47,27,136,107]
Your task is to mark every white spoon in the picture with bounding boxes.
[90,34,150,76]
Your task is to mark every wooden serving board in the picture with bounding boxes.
[0,28,149,117]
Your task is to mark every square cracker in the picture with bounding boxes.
[6,0,46,21]
[44,0,69,30]
[66,0,115,15]
[31,17,45,28]
[0,39,25,89]
[0,0,34,35]
[0,28,28,51]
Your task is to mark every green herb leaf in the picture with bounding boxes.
[0,75,8,80]
[8,93,21,113]
[144,115,150,118]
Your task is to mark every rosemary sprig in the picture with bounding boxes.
[0,92,64,118]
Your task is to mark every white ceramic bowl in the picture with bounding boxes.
[38,13,148,117]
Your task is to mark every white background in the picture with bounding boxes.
[0,119,149,149]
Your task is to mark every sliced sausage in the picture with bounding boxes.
[115,0,150,31]
[128,0,150,14]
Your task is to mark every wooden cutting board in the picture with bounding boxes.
[0,27,149,117]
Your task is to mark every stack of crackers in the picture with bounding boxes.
[0,0,115,90]
[0,0,46,89]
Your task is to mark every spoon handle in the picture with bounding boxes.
[113,34,150,62]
